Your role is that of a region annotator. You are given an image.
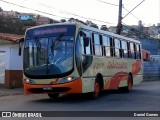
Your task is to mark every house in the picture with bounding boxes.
[140,38,160,55]
[0,33,23,88]
[148,23,160,39]
[34,16,50,25]
[17,13,35,21]
[142,49,150,61]
[0,10,19,18]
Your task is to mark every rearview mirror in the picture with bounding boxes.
[18,38,24,56]
[83,37,90,47]
[80,31,86,37]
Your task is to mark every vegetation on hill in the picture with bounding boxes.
[0,15,25,35]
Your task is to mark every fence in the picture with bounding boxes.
[143,61,160,81]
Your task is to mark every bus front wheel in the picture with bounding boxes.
[89,79,101,99]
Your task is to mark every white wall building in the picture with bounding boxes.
[0,33,23,88]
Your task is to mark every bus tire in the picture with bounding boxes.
[48,93,59,99]
[123,74,133,92]
[89,78,101,99]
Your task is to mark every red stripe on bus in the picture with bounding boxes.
[104,61,142,89]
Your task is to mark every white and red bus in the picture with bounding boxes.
[22,22,143,99]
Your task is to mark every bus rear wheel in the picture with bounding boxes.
[48,93,59,99]
[123,75,133,92]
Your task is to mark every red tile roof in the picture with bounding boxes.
[0,33,23,43]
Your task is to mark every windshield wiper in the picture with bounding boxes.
[50,34,64,51]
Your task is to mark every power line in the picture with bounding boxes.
[122,6,141,21]
[1,0,115,26]
[96,0,119,7]
[122,0,145,20]
[121,0,151,28]
[96,0,149,28]
[0,0,68,19]
[26,0,114,25]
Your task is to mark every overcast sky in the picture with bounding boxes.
[0,0,159,27]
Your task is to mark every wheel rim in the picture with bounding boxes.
[94,82,100,96]
[128,79,132,90]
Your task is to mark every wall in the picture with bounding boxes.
[0,44,23,70]
[140,39,160,55]
[0,44,10,70]
[143,61,160,81]
[0,43,23,88]
[0,51,5,84]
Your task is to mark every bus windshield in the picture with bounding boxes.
[23,25,76,78]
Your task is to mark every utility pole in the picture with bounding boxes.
[116,0,123,35]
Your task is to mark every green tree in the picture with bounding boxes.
[60,19,66,23]
[50,19,59,24]
[91,24,99,29]
[23,19,36,26]
[0,15,25,35]
[100,25,108,31]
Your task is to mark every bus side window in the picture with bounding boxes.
[137,44,141,59]
[102,36,111,57]
[93,33,102,56]
[127,42,131,58]
[81,30,91,55]
[130,42,135,59]
[110,37,115,57]
[119,40,122,58]
[121,40,128,58]
[114,38,121,58]
[134,43,137,59]
[100,35,103,56]
[139,45,141,59]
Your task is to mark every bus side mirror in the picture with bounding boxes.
[83,37,90,47]
[79,30,89,47]
[18,38,24,56]
[80,31,86,37]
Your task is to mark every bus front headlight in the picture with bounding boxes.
[58,77,77,83]
[24,78,36,84]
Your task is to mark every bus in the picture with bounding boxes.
[142,49,150,61]
[22,22,143,99]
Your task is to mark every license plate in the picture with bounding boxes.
[43,86,52,90]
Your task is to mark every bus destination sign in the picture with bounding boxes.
[34,28,67,36]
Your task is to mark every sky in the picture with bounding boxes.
[0,0,160,27]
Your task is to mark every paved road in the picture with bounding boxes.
[0,81,159,120]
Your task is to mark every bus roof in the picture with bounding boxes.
[26,22,141,44]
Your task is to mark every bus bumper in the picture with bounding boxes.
[24,78,82,94]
